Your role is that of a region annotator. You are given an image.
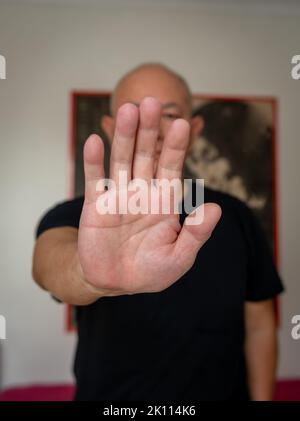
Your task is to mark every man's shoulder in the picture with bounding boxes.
[202,185,255,229]
[42,195,85,220]
[204,185,248,211]
[36,195,84,238]
[56,195,84,210]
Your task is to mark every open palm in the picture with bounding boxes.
[78,97,221,295]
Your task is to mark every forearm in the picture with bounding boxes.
[245,316,277,400]
[32,227,106,305]
[245,328,277,400]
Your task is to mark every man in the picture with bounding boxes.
[32,63,283,401]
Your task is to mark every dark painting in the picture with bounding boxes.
[68,92,278,330]
[71,92,277,244]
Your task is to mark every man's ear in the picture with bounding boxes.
[188,115,204,150]
[101,115,114,145]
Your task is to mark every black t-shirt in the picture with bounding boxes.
[36,186,284,401]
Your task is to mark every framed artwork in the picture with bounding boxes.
[66,91,279,331]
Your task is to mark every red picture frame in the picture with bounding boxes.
[66,91,280,332]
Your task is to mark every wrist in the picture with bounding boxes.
[74,252,126,302]
[72,252,107,304]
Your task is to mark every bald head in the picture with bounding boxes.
[110,63,192,117]
[101,63,203,167]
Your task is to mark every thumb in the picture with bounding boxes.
[174,203,222,266]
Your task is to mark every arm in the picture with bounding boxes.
[244,299,278,401]
[32,227,108,305]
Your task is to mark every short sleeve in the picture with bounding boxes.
[234,200,284,302]
[35,196,84,239]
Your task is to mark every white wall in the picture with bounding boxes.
[0,2,299,388]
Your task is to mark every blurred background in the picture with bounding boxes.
[0,0,299,400]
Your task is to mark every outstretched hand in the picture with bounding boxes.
[78,97,221,296]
